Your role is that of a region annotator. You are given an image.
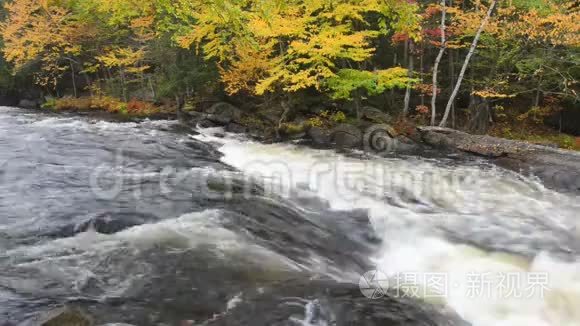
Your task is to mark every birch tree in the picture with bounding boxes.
[431,0,446,126]
[439,0,497,127]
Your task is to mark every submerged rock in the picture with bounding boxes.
[37,306,93,326]
[206,280,469,326]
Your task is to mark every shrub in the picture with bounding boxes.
[41,98,57,109]
[306,116,324,128]
[306,110,347,128]
[330,111,346,123]
[280,122,306,134]
[51,96,163,117]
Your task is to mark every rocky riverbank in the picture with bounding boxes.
[181,102,424,154]
[418,126,580,194]
[9,102,580,195]
[182,102,580,194]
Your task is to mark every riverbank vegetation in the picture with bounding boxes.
[0,0,578,145]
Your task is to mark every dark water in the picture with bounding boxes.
[1,107,579,326]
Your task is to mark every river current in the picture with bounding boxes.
[1,106,580,326]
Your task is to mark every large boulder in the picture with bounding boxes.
[257,108,285,125]
[198,119,221,129]
[418,126,580,194]
[226,122,248,134]
[361,124,396,154]
[38,306,93,326]
[331,124,363,149]
[307,126,332,148]
[393,135,422,153]
[361,107,392,124]
[205,102,243,125]
[18,98,39,109]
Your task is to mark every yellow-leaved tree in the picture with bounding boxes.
[1,0,86,90]
[172,0,421,101]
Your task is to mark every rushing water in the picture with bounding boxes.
[1,106,580,326]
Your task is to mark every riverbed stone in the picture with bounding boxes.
[38,306,93,326]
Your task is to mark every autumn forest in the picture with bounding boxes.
[0,0,578,146]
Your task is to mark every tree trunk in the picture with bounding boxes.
[403,41,415,116]
[420,44,425,106]
[276,96,291,140]
[534,74,543,107]
[119,68,127,102]
[431,0,446,126]
[85,74,93,97]
[439,0,497,127]
[175,93,186,120]
[354,91,362,121]
[449,0,455,128]
[148,76,156,100]
[389,51,398,108]
[70,61,77,98]
[467,96,490,134]
[449,49,456,128]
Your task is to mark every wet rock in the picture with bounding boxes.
[75,213,157,235]
[257,108,284,125]
[226,122,247,134]
[361,106,392,124]
[205,102,242,125]
[206,280,469,326]
[38,306,93,326]
[181,110,205,125]
[307,126,332,148]
[393,135,422,153]
[418,126,580,193]
[363,126,396,154]
[18,99,39,109]
[198,119,221,129]
[419,127,457,150]
[331,124,363,149]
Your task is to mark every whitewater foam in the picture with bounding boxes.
[194,128,580,326]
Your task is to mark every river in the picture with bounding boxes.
[1,106,580,326]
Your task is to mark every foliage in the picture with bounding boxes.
[306,110,347,128]
[327,67,415,100]
[52,96,164,116]
[0,0,578,134]
[280,122,306,134]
